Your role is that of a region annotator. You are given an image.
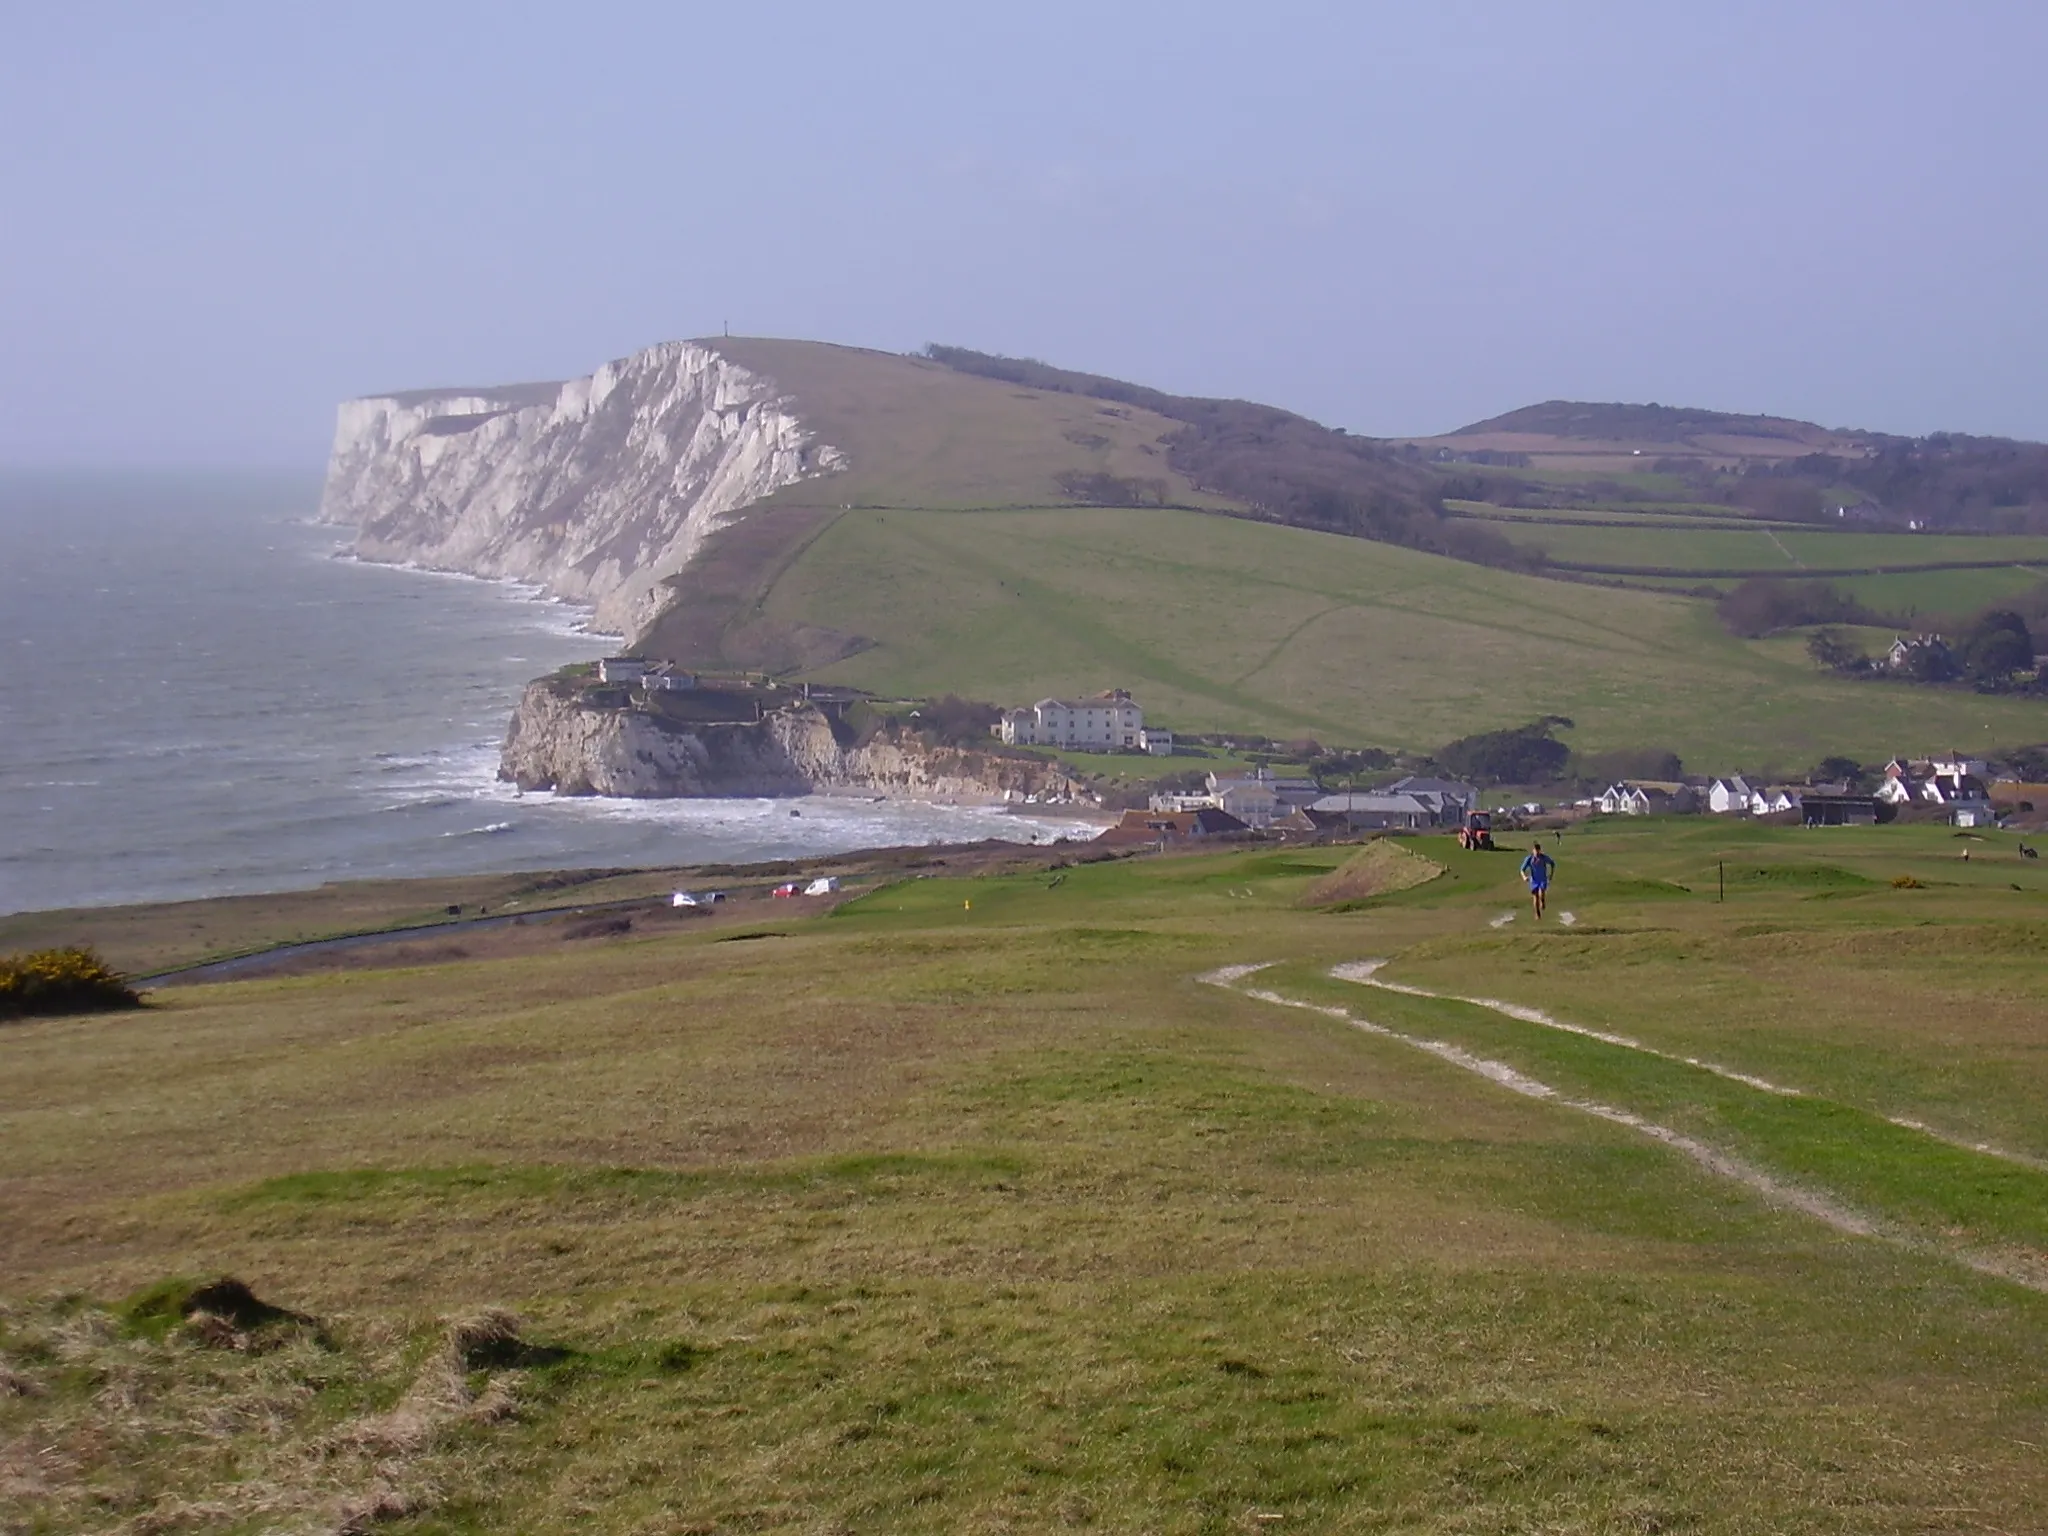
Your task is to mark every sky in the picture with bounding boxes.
[2,1,2044,465]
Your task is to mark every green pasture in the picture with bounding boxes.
[1488,519,2048,577]
[1445,501,1787,529]
[4,820,2047,1531]
[1490,521,1802,570]
[1775,530,2048,568]
[761,505,2048,763]
[1833,564,2048,618]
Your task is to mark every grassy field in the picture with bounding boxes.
[4,819,2046,1532]
[1833,563,2048,617]
[709,339,1227,514]
[743,505,2048,764]
[1484,518,2048,577]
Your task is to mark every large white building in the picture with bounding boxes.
[998,691,1144,750]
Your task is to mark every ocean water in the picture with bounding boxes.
[0,471,1079,916]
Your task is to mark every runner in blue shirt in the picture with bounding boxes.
[1519,841,1556,920]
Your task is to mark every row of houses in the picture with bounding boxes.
[996,690,1174,755]
[1674,753,1999,827]
[1874,756,1997,826]
[1149,770,1480,831]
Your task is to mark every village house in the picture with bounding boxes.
[1707,775,1757,814]
[1881,757,1994,818]
[1885,634,1953,673]
[1751,785,1803,816]
[1206,774,1281,828]
[1597,781,1697,816]
[596,656,647,685]
[1138,727,1174,756]
[1094,807,1249,847]
[1308,792,1437,831]
[644,664,696,691]
[1386,776,1479,817]
[998,690,1144,750]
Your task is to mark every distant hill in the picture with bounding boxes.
[649,500,2048,765]
[640,341,1501,671]
[1450,400,1839,447]
[326,340,2048,759]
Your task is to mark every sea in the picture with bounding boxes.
[0,471,1082,916]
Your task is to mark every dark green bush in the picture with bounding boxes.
[0,947,142,1020]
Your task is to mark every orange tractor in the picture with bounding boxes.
[1457,810,1495,851]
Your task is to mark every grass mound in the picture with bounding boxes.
[119,1275,324,1350]
[1301,840,1445,908]
[0,946,140,1020]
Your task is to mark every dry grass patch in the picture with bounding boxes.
[1301,839,1444,907]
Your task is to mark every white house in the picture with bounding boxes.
[1208,775,1280,828]
[998,690,1144,750]
[1599,782,1696,816]
[1929,755,1990,781]
[1139,727,1175,757]
[597,656,647,685]
[1708,776,1757,814]
[1751,786,1802,816]
[645,664,697,691]
[1598,784,1653,816]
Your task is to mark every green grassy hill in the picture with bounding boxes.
[711,338,1223,511]
[625,343,2045,759]
[713,502,2044,765]
[7,822,2048,1532]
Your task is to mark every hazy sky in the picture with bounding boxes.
[3,2,2044,465]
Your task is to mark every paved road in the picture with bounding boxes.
[135,896,663,989]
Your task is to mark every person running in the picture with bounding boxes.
[1520,841,1556,919]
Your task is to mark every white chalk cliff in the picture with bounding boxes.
[318,341,847,637]
[501,683,1078,802]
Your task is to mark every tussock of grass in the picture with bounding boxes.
[1301,839,1444,907]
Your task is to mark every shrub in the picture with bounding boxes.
[1717,578,1891,639]
[0,947,142,1020]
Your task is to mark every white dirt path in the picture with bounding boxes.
[1332,960,2048,1172]
[1197,963,2048,1293]
[1201,963,1871,1235]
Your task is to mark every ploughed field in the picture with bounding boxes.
[4,819,2048,1532]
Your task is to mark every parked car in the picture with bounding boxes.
[771,883,800,898]
[671,890,725,908]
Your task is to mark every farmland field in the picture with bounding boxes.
[752,505,2048,763]
[1484,518,2048,576]
[4,819,2046,1532]
[1833,564,2048,616]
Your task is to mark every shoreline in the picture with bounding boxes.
[0,832,1121,979]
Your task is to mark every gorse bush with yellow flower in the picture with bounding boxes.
[0,947,142,1020]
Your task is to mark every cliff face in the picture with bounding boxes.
[319,341,847,637]
[500,683,1078,802]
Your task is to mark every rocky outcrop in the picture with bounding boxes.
[500,683,1078,802]
[319,341,847,637]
